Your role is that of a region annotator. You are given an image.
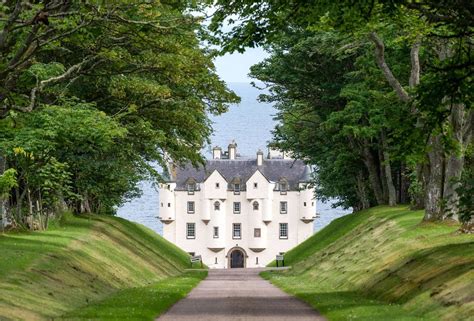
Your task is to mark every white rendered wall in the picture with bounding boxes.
[160,180,316,268]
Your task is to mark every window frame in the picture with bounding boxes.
[187,201,195,214]
[213,226,219,238]
[253,201,259,211]
[280,201,288,214]
[254,228,261,238]
[187,183,195,195]
[186,223,196,239]
[214,201,220,211]
[233,202,241,214]
[279,223,288,239]
[233,183,240,195]
[280,181,288,195]
[232,223,242,239]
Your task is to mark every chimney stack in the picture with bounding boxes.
[212,146,222,159]
[257,149,264,166]
[228,140,237,160]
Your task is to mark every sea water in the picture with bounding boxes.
[117,83,351,234]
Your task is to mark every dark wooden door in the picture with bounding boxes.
[230,250,244,268]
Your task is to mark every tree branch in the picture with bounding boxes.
[409,39,421,88]
[369,32,411,103]
[0,0,23,49]
[25,57,93,112]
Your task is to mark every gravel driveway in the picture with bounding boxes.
[156,268,326,321]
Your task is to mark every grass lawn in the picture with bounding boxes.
[61,270,207,321]
[263,206,474,321]
[0,213,204,321]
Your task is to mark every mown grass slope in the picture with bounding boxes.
[0,214,204,321]
[263,206,474,321]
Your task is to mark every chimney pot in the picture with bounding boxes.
[212,146,222,159]
[257,149,264,166]
[228,140,237,160]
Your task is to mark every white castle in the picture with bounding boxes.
[158,142,317,268]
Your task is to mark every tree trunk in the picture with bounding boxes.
[362,142,385,205]
[424,135,445,220]
[378,148,389,203]
[381,131,397,206]
[443,105,472,220]
[355,171,370,210]
[0,155,6,232]
[399,163,409,204]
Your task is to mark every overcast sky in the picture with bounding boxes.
[213,47,269,83]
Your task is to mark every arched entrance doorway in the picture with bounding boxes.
[227,247,246,268]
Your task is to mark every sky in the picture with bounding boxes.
[213,47,269,83]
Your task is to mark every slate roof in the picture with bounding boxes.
[172,158,311,191]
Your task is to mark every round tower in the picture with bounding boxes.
[299,185,316,223]
[158,182,176,223]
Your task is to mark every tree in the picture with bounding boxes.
[210,0,473,221]
[0,1,239,225]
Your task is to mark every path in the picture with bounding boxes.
[156,268,326,321]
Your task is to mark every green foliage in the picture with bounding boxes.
[212,0,473,219]
[0,168,17,195]
[1,1,239,219]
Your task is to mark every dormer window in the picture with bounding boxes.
[214,201,220,211]
[279,178,288,195]
[185,178,197,195]
[253,201,259,210]
[230,177,242,194]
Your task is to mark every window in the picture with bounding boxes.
[215,182,220,189]
[160,202,163,207]
[233,202,241,214]
[256,257,259,264]
[187,201,195,213]
[186,223,195,239]
[254,228,261,238]
[280,183,288,192]
[214,201,220,211]
[303,202,307,207]
[234,183,240,194]
[187,183,196,195]
[253,182,258,188]
[279,223,288,239]
[233,223,241,239]
[213,226,219,238]
[280,201,288,214]
[215,257,218,264]
[253,201,259,210]
[168,203,171,207]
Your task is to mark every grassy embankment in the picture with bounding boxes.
[0,213,206,321]
[264,206,473,321]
